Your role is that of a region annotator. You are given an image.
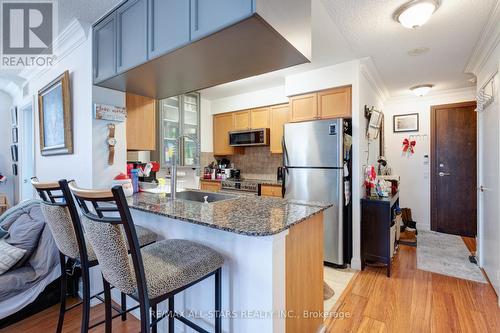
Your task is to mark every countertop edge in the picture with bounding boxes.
[129,201,331,237]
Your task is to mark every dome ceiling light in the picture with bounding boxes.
[410,84,434,96]
[394,0,440,29]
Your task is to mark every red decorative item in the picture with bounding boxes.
[402,138,416,154]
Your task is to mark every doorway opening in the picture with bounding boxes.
[20,102,35,201]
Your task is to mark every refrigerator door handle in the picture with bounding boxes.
[282,166,286,197]
[282,137,289,171]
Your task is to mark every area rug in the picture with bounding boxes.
[416,230,486,283]
[324,266,357,311]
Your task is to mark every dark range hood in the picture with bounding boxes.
[95,14,309,99]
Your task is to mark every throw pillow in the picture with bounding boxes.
[5,213,45,269]
[0,240,26,275]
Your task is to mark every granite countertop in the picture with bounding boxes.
[127,192,332,236]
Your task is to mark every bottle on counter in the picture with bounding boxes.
[131,169,139,193]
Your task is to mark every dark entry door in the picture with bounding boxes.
[431,101,477,237]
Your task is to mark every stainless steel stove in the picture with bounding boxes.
[221,178,259,193]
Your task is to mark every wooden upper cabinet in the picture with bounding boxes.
[232,110,250,131]
[270,104,289,154]
[290,93,318,122]
[214,113,235,155]
[126,93,157,150]
[250,107,270,129]
[318,86,351,119]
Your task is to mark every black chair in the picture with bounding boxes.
[69,182,224,333]
[32,178,158,333]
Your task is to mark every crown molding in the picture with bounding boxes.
[18,19,90,85]
[464,1,500,75]
[359,57,390,103]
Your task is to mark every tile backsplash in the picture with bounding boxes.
[201,147,282,180]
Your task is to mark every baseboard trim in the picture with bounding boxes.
[350,257,361,270]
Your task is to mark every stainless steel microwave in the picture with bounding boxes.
[229,128,270,146]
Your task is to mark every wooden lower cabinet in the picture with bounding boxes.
[270,104,289,153]
[286,212,324,333]
[200,180,221,192]
[260,184,282,197]
[126,93,157,150]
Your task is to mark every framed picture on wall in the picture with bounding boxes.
[11,145,18,162]
[393,113,419,133]
[10,107,17,126]
[38,70,73,156]
[11,127,18,143]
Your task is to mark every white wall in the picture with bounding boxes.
[383,87,476,230]
[91,86,127,188]
[0,92,14,205]
[200,97,213,152]
[23,36,94,188]
[210,85,288,115]
[475,38,500,300]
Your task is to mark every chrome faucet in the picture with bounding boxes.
[170,135,201,200]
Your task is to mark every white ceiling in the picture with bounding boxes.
[201,0,356,100]
[58,0,121,32]
[204,0,497,99]
[1,0,496,99]
[322,0,496,96]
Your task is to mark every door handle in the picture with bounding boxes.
[479,186,490,192]
[438,172,451,177]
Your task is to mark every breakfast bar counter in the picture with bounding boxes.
[127,192,330,236]
[124,191,331,333]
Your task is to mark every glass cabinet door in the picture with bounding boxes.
[160,97,180,167]
[182,93,200,166]
[159,93,200,168]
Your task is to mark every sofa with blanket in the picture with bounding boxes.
[0,200,63,327]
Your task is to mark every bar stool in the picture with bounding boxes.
[69,181,224,333]
[31,178,158,333]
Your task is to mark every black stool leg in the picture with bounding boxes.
[81,262,91,333]
[103,277,112,333]
[56,253,67,333]
[215,268,222,333]
[151,304,157,333]
[121,292,127,321]
[168,296,175,333]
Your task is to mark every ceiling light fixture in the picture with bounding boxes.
[407,47,430,56]
[410,84,434,96]
[394,0,440,29]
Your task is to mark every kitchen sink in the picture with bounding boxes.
[174,191,236,203]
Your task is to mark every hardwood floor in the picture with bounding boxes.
[325,243,500,333]
[0,298,141,333]
[462,236,477,254]
[3,239,498,333]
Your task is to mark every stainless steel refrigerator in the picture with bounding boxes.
[283,119,346,266]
